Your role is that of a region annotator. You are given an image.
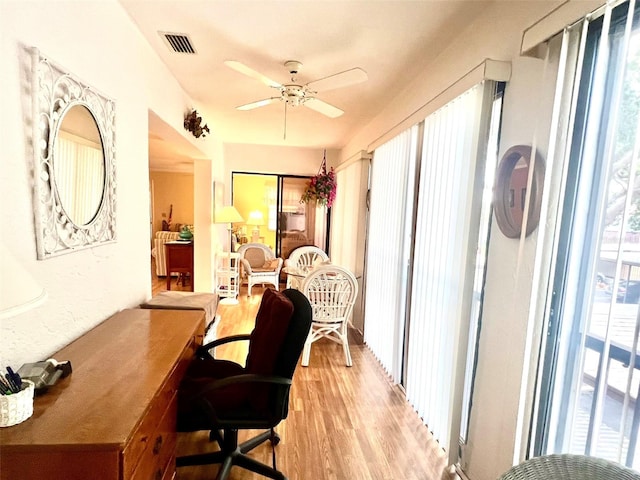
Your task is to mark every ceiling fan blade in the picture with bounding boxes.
[224,60,282,88]
[236,97,281,111]
[304,98,344,118]
[306,67,368,92]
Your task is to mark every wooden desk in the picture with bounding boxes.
[0,308,204,480]
[165,241,194,291]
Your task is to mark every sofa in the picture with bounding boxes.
[152,231,181,276]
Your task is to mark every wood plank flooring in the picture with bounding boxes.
[151,261,458,480]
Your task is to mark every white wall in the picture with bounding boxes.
[0,0,220,367]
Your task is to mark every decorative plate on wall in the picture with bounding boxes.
[493,145,545,239]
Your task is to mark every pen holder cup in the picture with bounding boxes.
[0,380,34,427]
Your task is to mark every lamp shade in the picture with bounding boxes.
[214,206,244,224]
[247,210,265,226]
[0,244,47,320]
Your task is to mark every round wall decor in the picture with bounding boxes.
[493,145,545,239]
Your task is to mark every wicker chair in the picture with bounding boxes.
[301,265,358,367]
[284,245,329,289]
[497,454,640,480]
[237,243,283,296]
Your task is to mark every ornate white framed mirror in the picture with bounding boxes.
[31,48,116,259]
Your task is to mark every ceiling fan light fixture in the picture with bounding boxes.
[227,59,361,123]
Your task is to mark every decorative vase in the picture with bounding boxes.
[179,226,193,241]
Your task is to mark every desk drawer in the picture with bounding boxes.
[123,384,175,478]
[124,333,199,479]
[130,393,177,480]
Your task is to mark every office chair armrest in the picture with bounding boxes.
[197,334,251,359]
[192,373,292,399]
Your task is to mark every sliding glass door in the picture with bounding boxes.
[232,172,328,259]
[279,176,328,259]
[363,80,503,463]
[536,1,640,467]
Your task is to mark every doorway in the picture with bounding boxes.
[231,172,328,259]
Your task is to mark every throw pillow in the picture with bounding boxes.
[262,259,279,270]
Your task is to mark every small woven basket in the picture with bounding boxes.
[0,380,34,427]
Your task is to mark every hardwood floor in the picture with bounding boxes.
[151,264,458,480]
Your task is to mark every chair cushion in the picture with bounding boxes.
[245,248,267,268]
[176,358,249,431]
[245,288,294,412]
[177,289,296,429]
[245,288,294,375]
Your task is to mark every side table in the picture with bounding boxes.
[165,240,194,291]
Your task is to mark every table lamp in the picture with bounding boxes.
[247,210,265,243]
[214,205,244,248]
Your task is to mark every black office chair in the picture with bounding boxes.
[176,288,312,480]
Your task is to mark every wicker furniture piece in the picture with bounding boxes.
[237,243,283,296]
[497,454,640,480]
[301,265,358,367]
[284,245,329,289]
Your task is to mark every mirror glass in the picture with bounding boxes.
[493,145,544,239]
[53,105,105,226]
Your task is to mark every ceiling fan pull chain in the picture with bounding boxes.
[283,101,288,140]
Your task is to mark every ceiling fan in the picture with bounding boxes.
[225,60,368,120]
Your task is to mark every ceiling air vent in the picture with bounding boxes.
[160,32,196,54]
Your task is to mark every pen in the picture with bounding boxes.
[4,374,18,393]
[0,375,13,395]
[6,366,21,392]
[4,367,21,393]
[0,381,10,395]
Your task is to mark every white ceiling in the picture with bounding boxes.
[119,0,499,169]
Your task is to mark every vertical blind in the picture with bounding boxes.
[363,126,418,381]
[406,83,489,452]
[55,133,104,225]
[363,81,497,460]
[534,0,640,466]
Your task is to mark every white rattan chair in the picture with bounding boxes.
[237,243,283,296]
[301,265,358,367]
[497,454,640,480]
[284,245,329,289]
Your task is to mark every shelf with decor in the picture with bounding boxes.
[216,252,240,305]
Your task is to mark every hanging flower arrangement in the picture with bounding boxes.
[184,109,210,138]
[301,151,337,208]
